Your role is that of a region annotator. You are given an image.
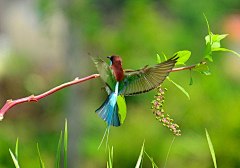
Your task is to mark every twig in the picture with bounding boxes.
[172,62,206,72]
[0,62,206,121]
[0,74,100,121]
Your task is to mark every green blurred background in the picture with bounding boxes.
[0,0,240,167]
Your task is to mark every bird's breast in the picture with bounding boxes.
[111,65,124,82]
[113,68,124,81]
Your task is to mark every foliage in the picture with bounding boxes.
[5,14,240,167]
[107,146,113,168]
[9,121,219,168]
[1,0,240,167]
[149,15,239,136]
[106,132,217,168]
[37,144,45,168]
[206,128,217,168]
[9,119,68,168]
[9,139,20,168]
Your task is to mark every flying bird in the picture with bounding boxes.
[91,54,178,148]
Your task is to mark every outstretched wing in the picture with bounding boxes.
[91,56,116,91]
[120,55,178,96]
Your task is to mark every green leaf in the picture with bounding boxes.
[135,141,145,168]
[108,146,113,168]
[206,34,229,49]
[162,52,168,61]
[64,119,68,168]
[189,77,193,85]
[156,54,161,64]
[55,131,62,168]
[9,138,20,168]
[205,128,217,168]
[15,138,19,162]
[205,34,212,44]
[144,151,158,168]
[204,42,213,62]
[211,34,219,43]
[37,144,45,168]
[189,73,193,86]
[193,64,211,75]
[174,50,191,65]
[211,34,228,50]
[167,77,190,100]
[212,48,240,58]
[215,34,228,42]
[9,149,20,168]
[194,64,209,72]
[202,71,211,75]
[203,13,212,44]
[164,137,175,168]
[117,95,127,124]
[211,41,221,50]
[111,146,113,167]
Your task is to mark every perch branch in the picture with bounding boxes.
[0,74,100,121]
[172,62,206,72]
[0,62,206,121]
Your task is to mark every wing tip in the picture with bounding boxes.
[169,53,179,62]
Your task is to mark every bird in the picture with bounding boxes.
[91,54,178,148]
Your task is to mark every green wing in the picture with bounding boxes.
[120,56,178,96]
[91,56,116,91]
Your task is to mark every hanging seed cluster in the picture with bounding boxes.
[151,86,181,136]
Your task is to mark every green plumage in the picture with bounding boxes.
[91,57,117,91]
[91,55,178,149]
[91,55,178,96]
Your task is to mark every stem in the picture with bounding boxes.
[0,62,206,120]
[0,74,100,120]
[172,62,206,72]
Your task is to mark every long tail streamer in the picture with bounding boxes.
[96,82,120,150]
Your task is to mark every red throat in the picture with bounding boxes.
[110,55,124,82]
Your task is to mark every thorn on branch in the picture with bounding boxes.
[29,95,38,102]
[7,99,13,103]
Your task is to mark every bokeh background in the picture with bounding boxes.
[0,0,240,167]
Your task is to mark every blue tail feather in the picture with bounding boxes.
[95,93,121,127]
[96,82,120,149]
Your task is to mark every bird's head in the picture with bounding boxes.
[107,55,122,66]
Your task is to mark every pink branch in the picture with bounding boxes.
[0,62,206,121]
[0,74,100,121]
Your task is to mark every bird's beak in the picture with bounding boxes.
[107,56,111,59]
